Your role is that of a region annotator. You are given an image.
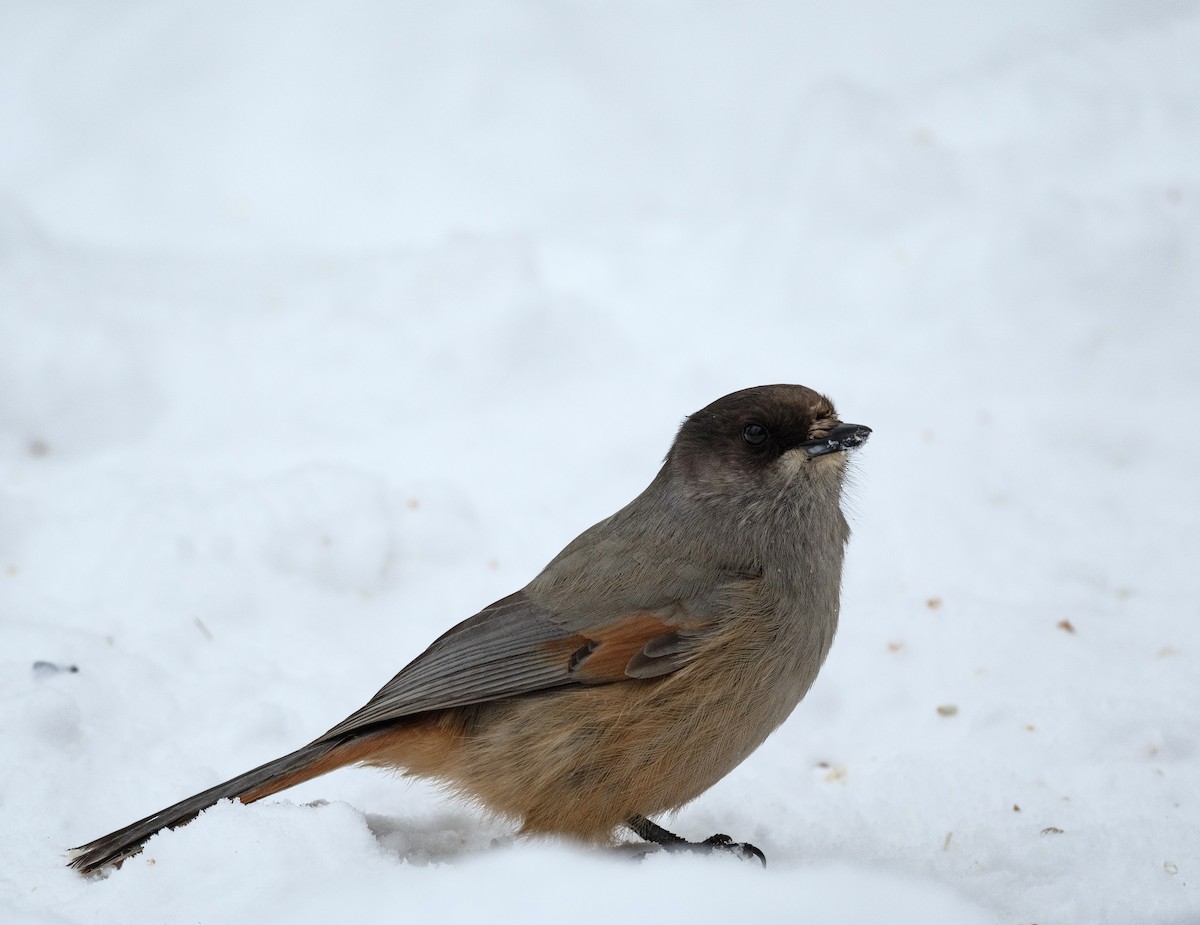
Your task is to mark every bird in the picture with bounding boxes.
[68,384,870,873]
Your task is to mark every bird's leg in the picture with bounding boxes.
[626,814,766,866]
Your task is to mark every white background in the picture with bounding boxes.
[2,2,1198,923]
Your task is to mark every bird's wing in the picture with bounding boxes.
[319,587,729,740]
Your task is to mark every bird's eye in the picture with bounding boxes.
[742,423,770,447]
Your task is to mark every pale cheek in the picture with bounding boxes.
[777,452,807,476]
[813,452,849,470]
[776,449,848,479]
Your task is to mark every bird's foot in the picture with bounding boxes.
[690,832,766,865]
[626,814,766,867]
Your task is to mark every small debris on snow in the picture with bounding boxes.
[32,661,79,676]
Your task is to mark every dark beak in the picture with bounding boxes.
[802,423,872,458]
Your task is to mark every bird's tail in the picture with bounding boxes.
[68,732,382,874]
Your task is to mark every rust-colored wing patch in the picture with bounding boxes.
[320,587,725,743]
[625,630,696,679]
[559,612,693,684]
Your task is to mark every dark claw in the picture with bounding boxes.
[700,833,767,866]
[626,815,766,867]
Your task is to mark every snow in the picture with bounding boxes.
[2,2,1198,923]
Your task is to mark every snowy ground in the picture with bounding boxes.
[2,3,1199,923]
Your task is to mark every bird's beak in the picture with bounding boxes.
[802,423,872,457]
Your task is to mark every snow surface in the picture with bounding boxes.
[2,2,1199,923]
